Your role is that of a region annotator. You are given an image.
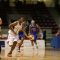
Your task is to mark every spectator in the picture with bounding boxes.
[55,29,60,36]
[0,18,2,38]
[51,29,60,48]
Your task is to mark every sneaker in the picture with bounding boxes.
[7,53,12,57]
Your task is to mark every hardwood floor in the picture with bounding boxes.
[0,49,60,60]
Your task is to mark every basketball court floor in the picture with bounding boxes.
[0,40,60,60]
[0,49,60,60]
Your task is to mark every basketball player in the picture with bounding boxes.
[29,20,40,49]
[17,20,27,52]
[7,17,27,57]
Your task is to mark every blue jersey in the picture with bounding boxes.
[29,24,39,40]
[29,24,39,34]
[18,22,26,40]
[19,31,25,39]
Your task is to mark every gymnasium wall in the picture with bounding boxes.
[9,0,55,7]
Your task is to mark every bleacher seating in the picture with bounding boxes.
[16,2,59,34]
[0,1,58,33]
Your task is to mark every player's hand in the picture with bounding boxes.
[27,35,34,40]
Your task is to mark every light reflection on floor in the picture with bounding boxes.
[0,49,60,60]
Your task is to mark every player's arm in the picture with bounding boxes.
[36,24,43,39]
[21,23,27,37]
[9,21,18,34]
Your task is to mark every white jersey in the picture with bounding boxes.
[7,22,23,45]
[8,22,23,35]
[14,22,23,34]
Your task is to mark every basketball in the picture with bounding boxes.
[27,35,34,40]
[17,40,21,46]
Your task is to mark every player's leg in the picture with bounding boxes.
[29,33,35,48]
[7,41,17,57]
[29,34,34,48]
[7,35,18,57]
[18,32,24,52]
[31,40,34,46]
[34,34,38,49]
[18,38,24,52]
[34,40,38,49]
